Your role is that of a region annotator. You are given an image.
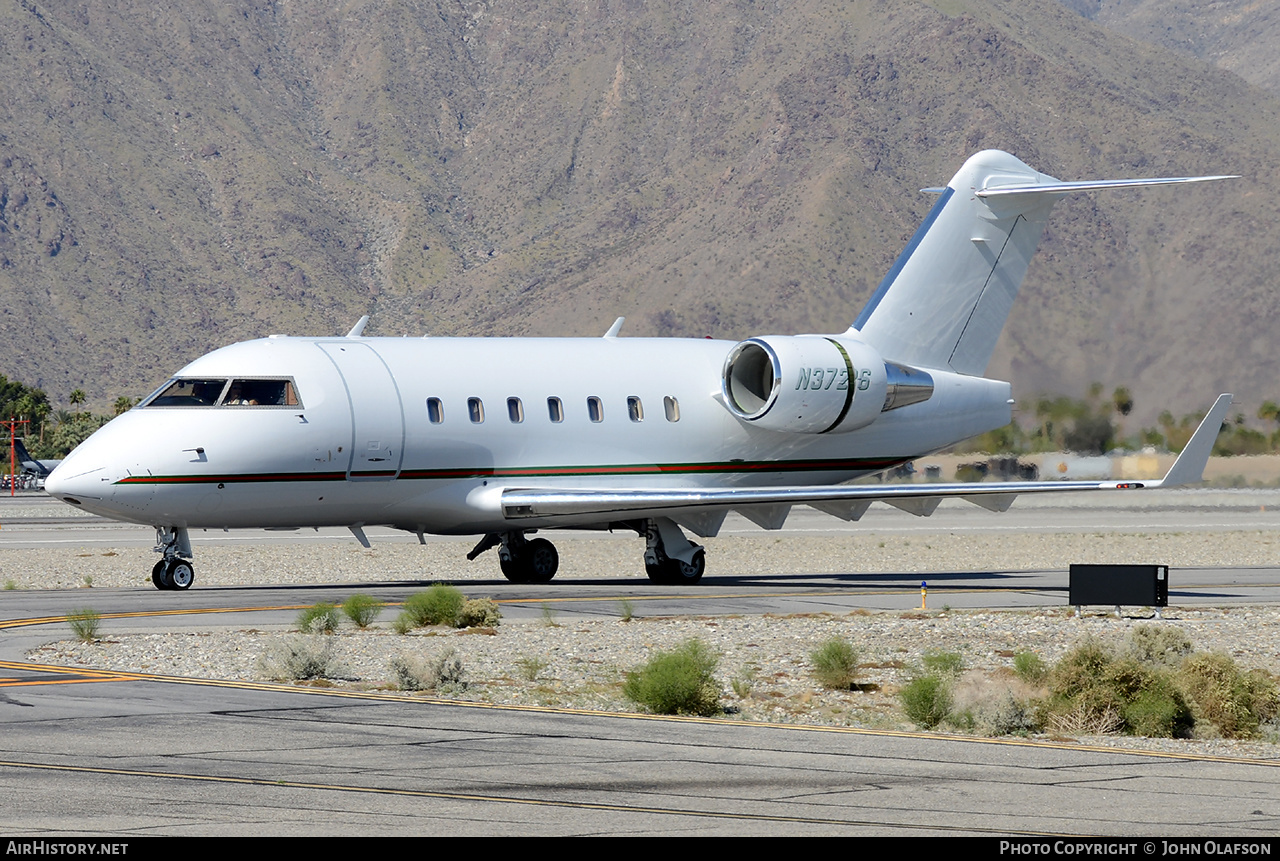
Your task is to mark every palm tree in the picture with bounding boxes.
[1258,400,1280,449]
[1112,387,1133,417]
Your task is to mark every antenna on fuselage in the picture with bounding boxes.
[603,317,625,338]
[345,316,370,338]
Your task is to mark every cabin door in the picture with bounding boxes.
[317,342,405,480]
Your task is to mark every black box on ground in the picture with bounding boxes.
[1068,564,1168,609]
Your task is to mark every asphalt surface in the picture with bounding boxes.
[3,491,1280,836]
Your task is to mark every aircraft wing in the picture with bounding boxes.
[500,394,1232,532]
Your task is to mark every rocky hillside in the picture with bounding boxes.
[1,0,1276,429]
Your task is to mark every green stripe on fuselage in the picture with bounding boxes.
[113,456,915,486]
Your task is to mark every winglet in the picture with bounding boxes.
[1159,394,1233,487]
[603,317,625,338]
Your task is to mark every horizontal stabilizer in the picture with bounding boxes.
[976,175,1238,199]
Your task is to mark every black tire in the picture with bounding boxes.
[151,560,170,590]
[499,553,529,583]
[645,558,671,584]
[524,538,559,583]
[646,551,705,585]
[167,560,195,590]
[672,549,705,584]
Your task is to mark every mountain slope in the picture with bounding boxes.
[0,0,1275,431]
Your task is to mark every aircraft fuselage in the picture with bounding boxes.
[49,334,1011,534]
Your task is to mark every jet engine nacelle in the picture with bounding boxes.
[721,335,891,434]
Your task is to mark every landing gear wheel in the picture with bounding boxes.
[500,538,560,583]
[499,553,527,583]
[151,560,171,590]
[646,550,705,585]
[673,549,705,584]
[524,538,559,584]
[167,560,195,590]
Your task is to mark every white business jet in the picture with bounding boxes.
[45,150,1235,590]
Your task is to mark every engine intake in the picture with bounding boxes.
[722,336,933,434]
[719,336,876,433]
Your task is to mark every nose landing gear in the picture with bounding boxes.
[151,527,195,590]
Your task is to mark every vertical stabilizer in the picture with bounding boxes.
[850,150,1058,376]
[848,150,1233,376]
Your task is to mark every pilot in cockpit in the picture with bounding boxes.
[223,382,258,406]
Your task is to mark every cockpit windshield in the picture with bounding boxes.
[141,378,302,408]
[144,379,228,407]
[223,379,300,407]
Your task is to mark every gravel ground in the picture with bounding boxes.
[5,528,1280,589]
[27,557,1280,759]
[11,491,1280,757]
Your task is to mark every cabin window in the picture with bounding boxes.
[664,396,680,422]
[547,397,564,423]
[627,396,644,422]
[427,398,444,424]
[468,398,485,423]
[507,397,524,423]
[223,379,300,407]
[587,396,603,423]
[143,378,228,407]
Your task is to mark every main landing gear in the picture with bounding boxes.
[468,531,560,583]
[151,526,195,591]
[643,517,706,584]
[467,517,705,585]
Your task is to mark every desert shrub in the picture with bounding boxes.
[922,651,964,677]
[67,607,100,642]
[1123,625,1193,667]
[1049,639,1112,699]
[731,665,756,699]
[260,637,338,681]
[430,647,467,692]
[390,647,466,692]
[459,598,502,628]
[515,655,548,682]
[1046,641,1191,737]
[900,674,952,729]
[618,598,634,622]
[810,638,860,690]
[1178,652,1280,739]
[297,602,339,634]
[403,583,466,628]
[949,672,1044,736]
[1119,668,1193,738]
[968,691,1040,736]
[1012,652,1048,685]
[342,594,383,628]
[390,655,432,691]
[623,639,721,716]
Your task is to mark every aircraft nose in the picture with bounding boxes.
[44,459,111,506]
